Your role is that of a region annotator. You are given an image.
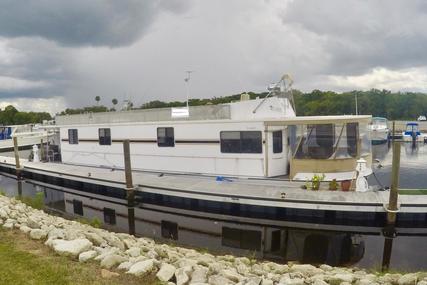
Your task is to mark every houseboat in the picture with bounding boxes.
[369,117,389,144]
[55,78,372,182]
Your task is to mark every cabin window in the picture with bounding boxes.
[271,230,282,252]
[222,227,261,250]
[73,199,83,216]
[161,220,178,240]
[103,208,116,225]
[220,131,262,153]
[68,129,78,144]
[157,127,175,147]
[272,131,283,153]
[98,128,111,145]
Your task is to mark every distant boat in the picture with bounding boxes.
[402,122,426,142]
[369,117,389,144]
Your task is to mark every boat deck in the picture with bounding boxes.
[0,156,425,211]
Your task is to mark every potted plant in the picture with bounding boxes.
[329,179,338,191]
[311,174,325,190]
[341,180,351,191]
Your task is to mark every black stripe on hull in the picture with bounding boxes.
[0,164,426,229]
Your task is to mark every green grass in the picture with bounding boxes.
[398,189,427,195]
[17,192,45,210]
[0,228,162,285]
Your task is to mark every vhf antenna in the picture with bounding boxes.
[184,71,194,108]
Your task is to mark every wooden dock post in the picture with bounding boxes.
[387,141,401,225]
[13,136,23,179]
[123,139,136,236]
[40,139,44,161]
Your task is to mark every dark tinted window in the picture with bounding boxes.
[273,131,283,153]
[98,128,111,145]
[346,123,359,157]
[220,131,262,153]
[68,129,78,144]
[157,127,175,147]
[103,208,116,225]
[222,227,261,250]
[271,230,281,251]
[161,220,178,240]
[73,200,83,216]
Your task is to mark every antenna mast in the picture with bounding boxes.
[184,71,193,108]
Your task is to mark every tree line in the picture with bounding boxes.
[7,89,427,125]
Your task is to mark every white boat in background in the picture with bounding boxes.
[0,125,54,158]
[369,117,389,145]
[402,122,427,142]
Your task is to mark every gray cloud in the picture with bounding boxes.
[0,0,188,47]
[282,0,427,75]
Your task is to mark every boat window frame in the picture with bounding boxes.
[72,199,83,216]
[68,129,79,144]
[103,207,116,225]
[157,127,175,147]
[98,128,111,145]
[220,131,262,154]
[272,130,283,153]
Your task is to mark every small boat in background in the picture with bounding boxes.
[369,117,389,144]
[402,122,427,142]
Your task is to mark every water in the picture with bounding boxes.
[0,142,426,271]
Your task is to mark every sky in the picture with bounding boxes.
[0,0,427,114]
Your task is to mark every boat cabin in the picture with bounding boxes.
[55,95,371,180]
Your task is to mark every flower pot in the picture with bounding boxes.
[341,180,351,191]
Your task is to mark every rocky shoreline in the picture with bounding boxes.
[0,195,426,285]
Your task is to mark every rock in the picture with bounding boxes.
[2,221,14,229]
[398,273,418,285]
[26,217,40,229]
[209,274,235,285]
[195,254,215,266]
[94,247,121,261]
[29,229,47,240]
[47,228,66,240]
[191,266,208,283]
[246,276,262,285]
[175,266,192,285]
[117,261,134,271]
[261,278,274,285]
[100,269,120,279]
[328,273,354,284]
[221,269,243,282]
[19,225,32,234]
[49,238,93,257]
[0,208,8,219]
[84,232,105,246]
[125,247,141,257]
[417,281,427,285]
[127,259,155,276]
[291,264,323,276]
[79,250,98,262]
[101,254,128,269]
[156,263,176,282]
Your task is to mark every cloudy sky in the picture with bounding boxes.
[0,0,427,114]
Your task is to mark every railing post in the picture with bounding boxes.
[40,139,44,161]
[13,136,23,180]
[387,141,400,225]
[123,139,135,235]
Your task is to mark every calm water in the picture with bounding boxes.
[0,142,426,271]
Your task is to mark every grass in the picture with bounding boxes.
[398,189,427,195]
[17,192,45,210]
[0,228,163,285]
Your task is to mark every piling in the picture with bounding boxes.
[40,139,44,161]
[387,141,401,225]
[123,139,136,235]
[13,136,22,179]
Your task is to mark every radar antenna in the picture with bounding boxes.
[252,74,296,114]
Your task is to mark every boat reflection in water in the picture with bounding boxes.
[4,174,414,270]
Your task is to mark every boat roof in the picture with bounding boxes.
[407,122,419,126]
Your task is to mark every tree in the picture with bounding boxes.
[95,96,101,105]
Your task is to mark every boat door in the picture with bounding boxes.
[266,127,288,177]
